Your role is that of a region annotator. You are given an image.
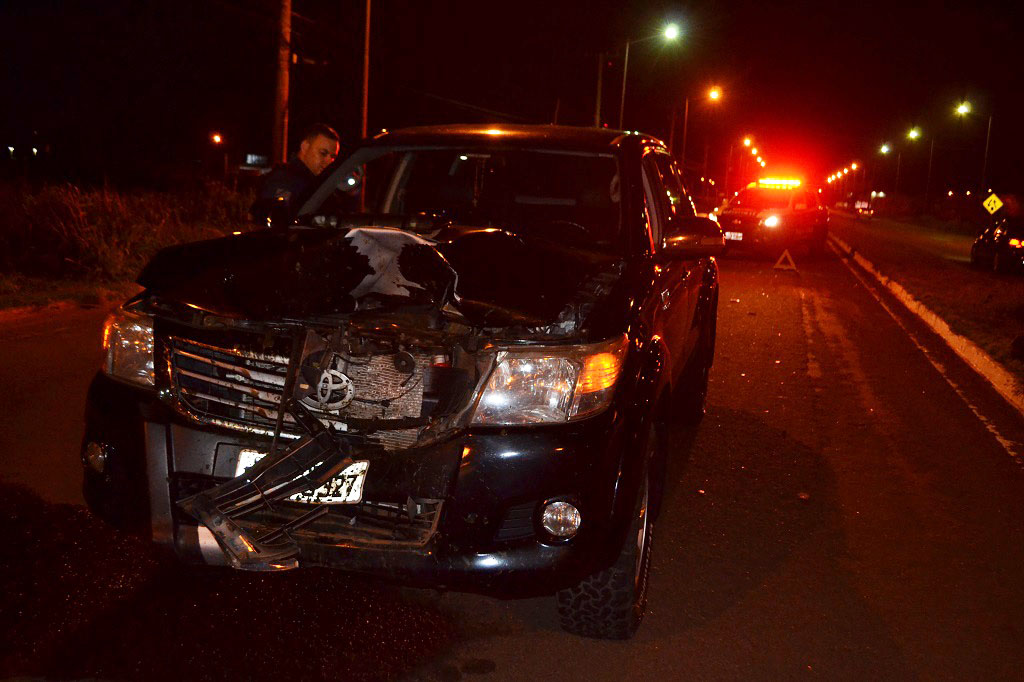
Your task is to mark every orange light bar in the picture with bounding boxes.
[757,178,801,188]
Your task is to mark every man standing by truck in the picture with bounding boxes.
[252,123,340,226]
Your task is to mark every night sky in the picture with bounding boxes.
[2,0,1021,190]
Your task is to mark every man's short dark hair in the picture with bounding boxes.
[301,123,339,145]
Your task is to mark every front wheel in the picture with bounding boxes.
[970,244,982,269]
[556,439,655,639]
[994,250,1007,274]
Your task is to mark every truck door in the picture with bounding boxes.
[649,151,702,379]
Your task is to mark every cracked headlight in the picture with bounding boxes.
[471,335,628,425]
[102,306,155,386]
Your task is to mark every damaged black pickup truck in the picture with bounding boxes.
[82,124,723,639]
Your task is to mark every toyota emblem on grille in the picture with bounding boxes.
[306,368,354,411]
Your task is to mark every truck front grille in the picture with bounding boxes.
[165,335,429,449]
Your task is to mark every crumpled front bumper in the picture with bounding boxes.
[82,371,647,596]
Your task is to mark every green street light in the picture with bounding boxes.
[907,127,921,140]
[956,101,971,116]
[664,23,680,40]
[880,143,891,154]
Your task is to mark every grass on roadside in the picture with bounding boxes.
[0,182,253,309]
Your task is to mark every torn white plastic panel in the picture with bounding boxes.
[345,227,451,299]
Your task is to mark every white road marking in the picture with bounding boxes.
[829,240,1024,463]
[830,234,1024,416]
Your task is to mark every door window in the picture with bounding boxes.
[641,155,666,250]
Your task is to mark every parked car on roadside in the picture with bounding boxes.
[971,216,1024,273]
[81,124,724,639]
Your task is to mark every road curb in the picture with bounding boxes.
[828,234,1024,419]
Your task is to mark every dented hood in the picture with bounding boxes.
[137,225,623,327]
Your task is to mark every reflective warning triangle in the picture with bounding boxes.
[773,249,798,271]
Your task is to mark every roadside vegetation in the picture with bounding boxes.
[0,182,253,309]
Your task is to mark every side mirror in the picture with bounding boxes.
[661,217,725,258]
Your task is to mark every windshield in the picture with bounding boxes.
[729,188,792,210]
[301,147,622,250]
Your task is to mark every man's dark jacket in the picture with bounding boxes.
[251,158,317,225]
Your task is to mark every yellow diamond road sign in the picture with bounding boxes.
[984,193,1004,215]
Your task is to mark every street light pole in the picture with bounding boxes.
[925,137,935,206]
[680,96,690,169]
[895,152,902,194]
[594,52,604,127]
[667,105,676,153]
[982,114,993,190]
[618,41,630,130]
[360,0,371,139]
[618,24,679,130]
[723,142,734,196]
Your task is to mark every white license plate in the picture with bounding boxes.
[235,448,368,504]
[725,231,744,241]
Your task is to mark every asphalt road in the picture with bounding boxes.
[4,244,1024,680]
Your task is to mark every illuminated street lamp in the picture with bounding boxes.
[751,147,758,155]
[619,23,680,129]
[756,156,762,163]
[211,132,223,144]
[743,137,752,147]
[759,160,766,167]
[904,127,936,203]
[953,99,994,191]
[880,143,891,154]
[675,85,722,168]
[851,163,858,170]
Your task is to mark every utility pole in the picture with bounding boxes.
[925,138,935,207]
[895,151,902,194]
[594,52,603,127]
[361,0,371,139]
[272,0,291,163]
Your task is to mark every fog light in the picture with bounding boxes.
[84,442,107,474]
[541,501,581,538]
